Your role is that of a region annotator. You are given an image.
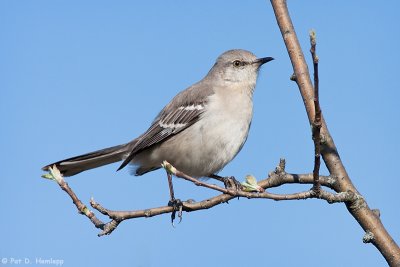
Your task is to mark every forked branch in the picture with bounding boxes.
[270,0,400,265]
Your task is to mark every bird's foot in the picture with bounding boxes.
[168,198,183,226]
[222,176,243,191]
[209,174,243,191]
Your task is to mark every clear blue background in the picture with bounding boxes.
[1,1,399,266]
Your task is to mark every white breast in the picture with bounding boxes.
[197,90,253,172]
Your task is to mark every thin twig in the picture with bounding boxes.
[310,30,322,193]
[44,166,106,231]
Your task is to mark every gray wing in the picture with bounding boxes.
[117,102,206,171]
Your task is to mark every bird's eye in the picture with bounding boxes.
[233,60,242,67]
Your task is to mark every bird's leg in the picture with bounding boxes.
[209,174,243,191]
[167,171,176,201]
[166,171,183,225]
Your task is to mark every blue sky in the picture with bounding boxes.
[1,1,399,266]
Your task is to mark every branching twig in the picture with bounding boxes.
[43,160,356,236]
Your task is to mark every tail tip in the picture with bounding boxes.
[42,165,50,172]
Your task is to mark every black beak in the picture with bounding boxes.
[254,57,274,66]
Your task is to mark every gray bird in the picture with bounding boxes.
[42,49,273,180]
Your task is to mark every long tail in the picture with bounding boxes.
[42,143,130,177]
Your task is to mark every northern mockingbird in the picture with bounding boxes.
[42,49,273,184]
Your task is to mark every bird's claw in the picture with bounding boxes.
[168,198,183,226]
[223,176,243,191]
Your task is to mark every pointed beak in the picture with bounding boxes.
[254,57,274,66]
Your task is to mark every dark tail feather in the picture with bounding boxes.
[42,143,130,177]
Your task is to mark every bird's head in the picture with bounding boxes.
[208,49,273,91]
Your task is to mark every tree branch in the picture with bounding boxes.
[270,0,400,265]
[44,159,355,236]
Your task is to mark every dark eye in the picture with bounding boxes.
[233,60,242,67]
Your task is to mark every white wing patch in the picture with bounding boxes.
[158,122,187,129]
[178,104,204,111]
[158,104,205,130]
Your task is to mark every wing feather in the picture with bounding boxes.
[117,103,206,170]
